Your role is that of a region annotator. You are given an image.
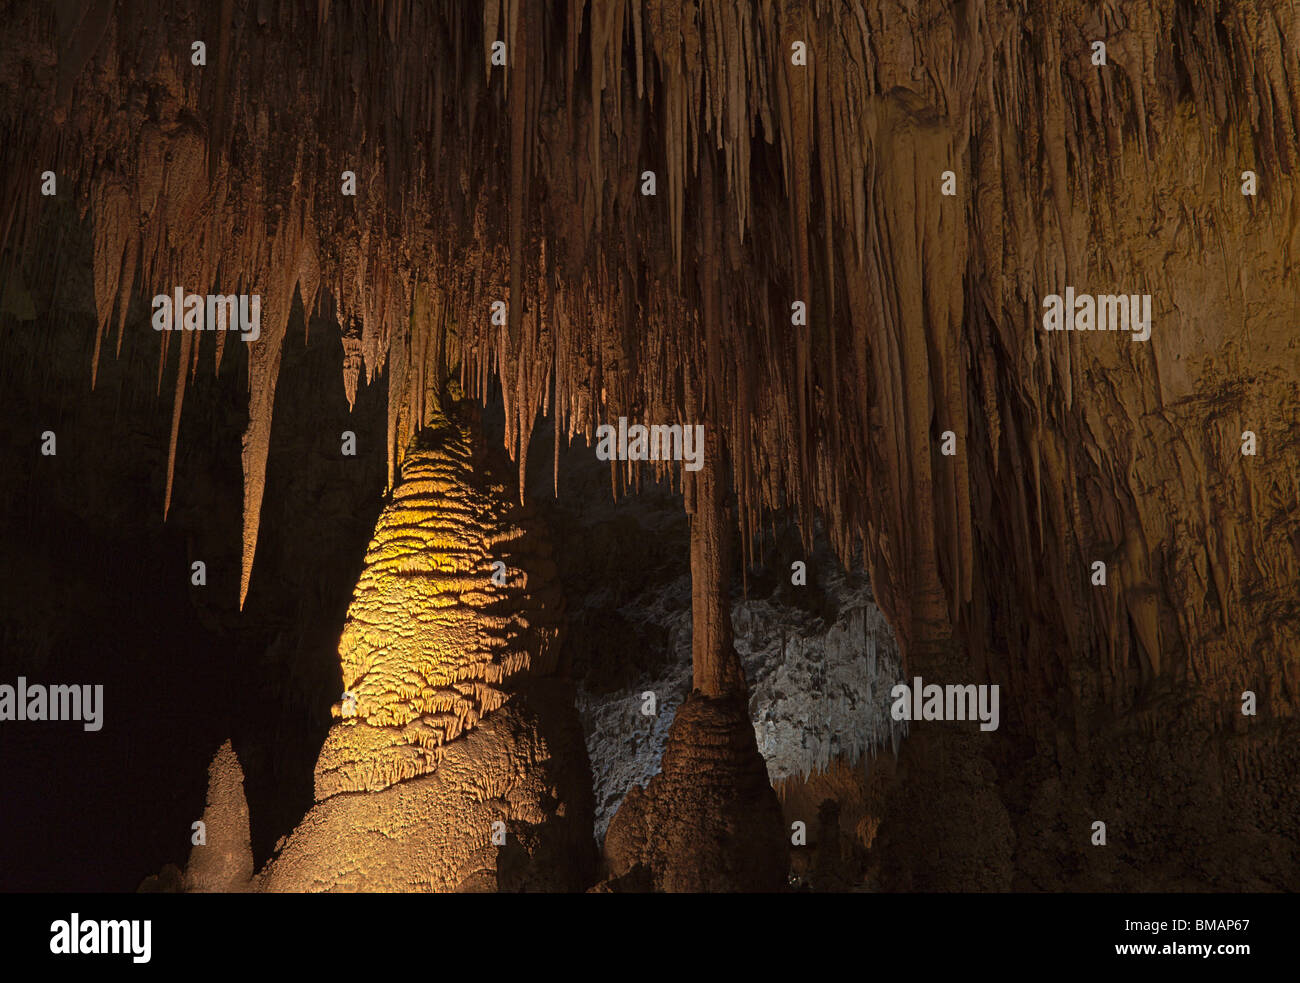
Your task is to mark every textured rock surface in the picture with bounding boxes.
[603,693,787,893]
[184,740,254,893]
[313,400,563,799]
[260,679,593,892]
[575,546,904,839]
[600,434,787,891]
[257,399,594,892]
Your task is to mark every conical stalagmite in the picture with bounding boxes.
[258,395,594,892]
[184,740,254,893]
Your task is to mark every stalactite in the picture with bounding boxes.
[690,428,745,698]
[0,0,1295,721]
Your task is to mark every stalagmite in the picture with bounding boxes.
[604,426,786,891]
[257,391,593,891]
[184,741,254,893]
[313,392,564,797]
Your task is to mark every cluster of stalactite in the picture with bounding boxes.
[1,0,1297,723]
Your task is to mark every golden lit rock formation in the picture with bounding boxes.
[260,686,593,891]
[255,395,593,891]
[313,395,563,799]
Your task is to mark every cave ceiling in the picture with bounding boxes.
[1,0,1297,718]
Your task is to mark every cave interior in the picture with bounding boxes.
[0,0,1298,893]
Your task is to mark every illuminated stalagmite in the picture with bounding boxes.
[2,0,1299,889]
[202,394,594,892]
[312,394,567,798]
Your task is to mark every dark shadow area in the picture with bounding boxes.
[0,211,386,888]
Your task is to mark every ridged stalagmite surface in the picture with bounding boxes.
[261,683,594,892]
[258,397,592,892]
[314,399,563,800]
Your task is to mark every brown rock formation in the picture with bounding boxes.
[605,430,786,891]
[778,758,884,891]
[184,740,254,893]
[604,693,786,892]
